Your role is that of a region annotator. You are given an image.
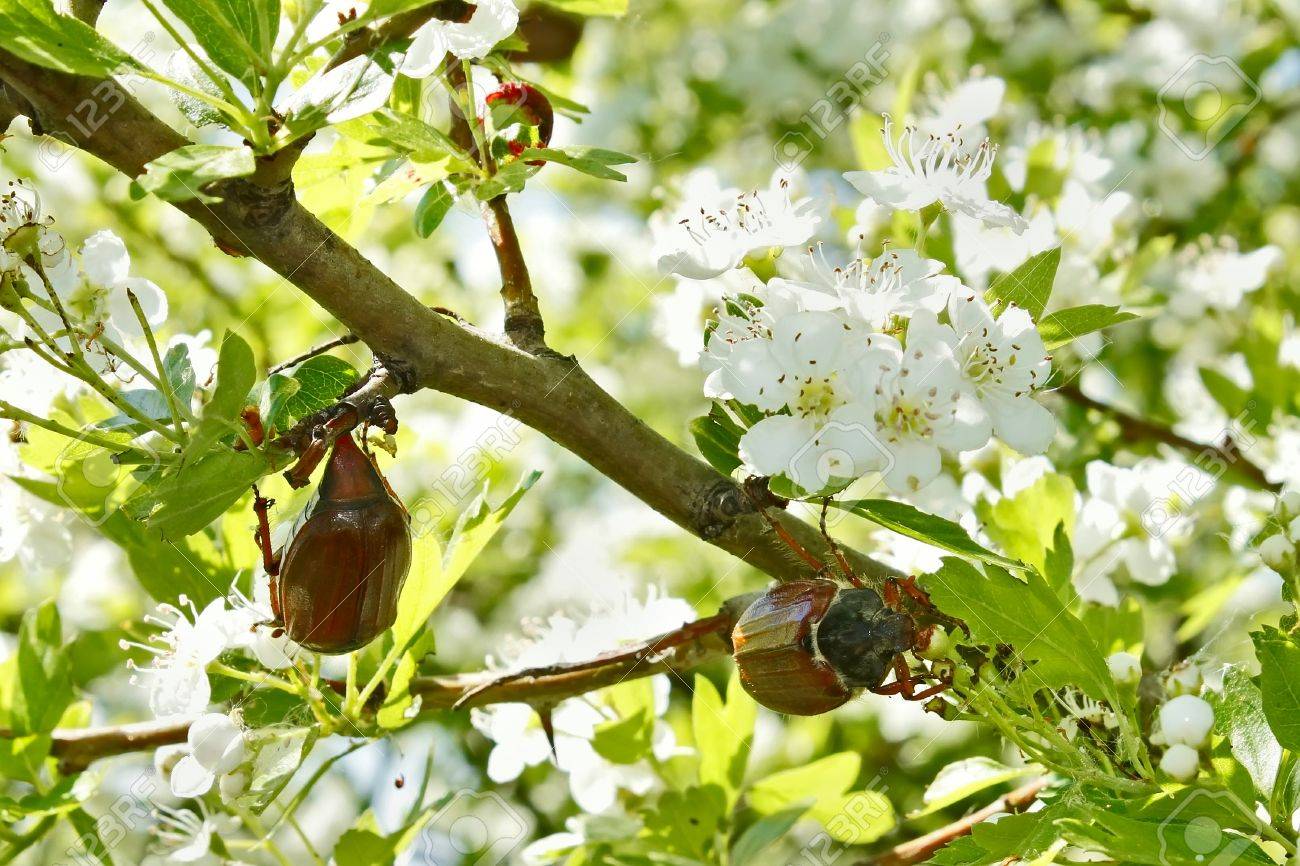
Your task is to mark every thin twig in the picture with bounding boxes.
[268,334,360,375]
[1055,382,1279,492]
[24,597,742,772]
[867,777,1050,866]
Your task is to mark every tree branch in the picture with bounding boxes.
[1055,382,1278,492]
[37,593,751,773]
[0,53,900,586]
[865,777,1050,866]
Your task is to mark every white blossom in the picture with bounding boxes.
[168,712,248,799]
[652,170,818,280]
[150,803,237,864]
[844,115,1027,232]
[909,290,1055,455]
[122,597,232,719]
[402,0,519,73]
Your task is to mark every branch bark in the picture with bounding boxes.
[0,52,901,585]
[1055,382,1278,492]
[865,777,1050,866]
[40,594,750,773]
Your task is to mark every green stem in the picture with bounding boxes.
[286,814,327,866]
[0,817,55,865]
[127,289,188,437]
[28,258,83,362]
[344,652,359,716]
[355,643,402,711]
[209,662,299,695]
[237,808,295,866]
[0,399,136,453]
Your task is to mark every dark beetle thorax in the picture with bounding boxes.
[814,588,915,690]
[315,433,393,504]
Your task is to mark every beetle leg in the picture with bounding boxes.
[284,433,328,488]
[252,484,282,577]
[872,656,952,701]
[819,499,864,588]
[741,479,828,574]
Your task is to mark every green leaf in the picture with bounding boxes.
[1199,367,1271,430]
[591,680,655,764]
[537,0,628,15]
[12,602,74,735]
[186,331,257,464]
[365,110,459,160]
[644,785,727,859]
[379,472,539,726]
[731,807,808,865]
[922,558,1115,702]
[977,473,1076,575]
[834,499,1022,570]
[748,752,895,845]
[68,809,115,866]
[690,404,744,476]
[692,671,756,806]
[135,145,256,204]
[911,758,1038,818]
[441,471,540,594]
[413,182,454,238]
[748,752,860,814]
[1080,597,1145,656]
[239,727,317,813]
[985,247,1060,319]
[145,449,273,537]
[280,56,393,139]
[1253,627,1300,751]
[930,803,1071,865]
[158,0,278,87]
[0,0,133,75]
[519,146,637,182]
[263,355,359,433]
[1215,666,1282,799]
[1058,804,1273,866]
[1036,304,1139,349]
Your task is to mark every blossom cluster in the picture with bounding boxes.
[122,582,296,720]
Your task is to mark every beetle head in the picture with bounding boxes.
[816,588,915,690]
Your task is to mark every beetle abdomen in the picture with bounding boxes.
[277,497,412,653]
[732,580,852,716]
[275,434,413,654]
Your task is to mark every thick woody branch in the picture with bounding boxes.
[1056,382,1278,492]
[0,53,899,585]
[40,595,747,773]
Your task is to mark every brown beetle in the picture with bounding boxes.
[255,430,412,654]
[731,577,949,715]
[730,481,959,715]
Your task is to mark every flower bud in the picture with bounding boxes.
[1106,651,1141,685]
[1288,516,1300,542]
[1160,743,1200,781]
[219,770,249,802]
[1260,533,1293,568]
[1159,695,1214,747]
[918,628,952,661]
[1166,664,1202,696]
[1281,490,1300,514]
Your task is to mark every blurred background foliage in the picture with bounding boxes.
[2,0,1300,862]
